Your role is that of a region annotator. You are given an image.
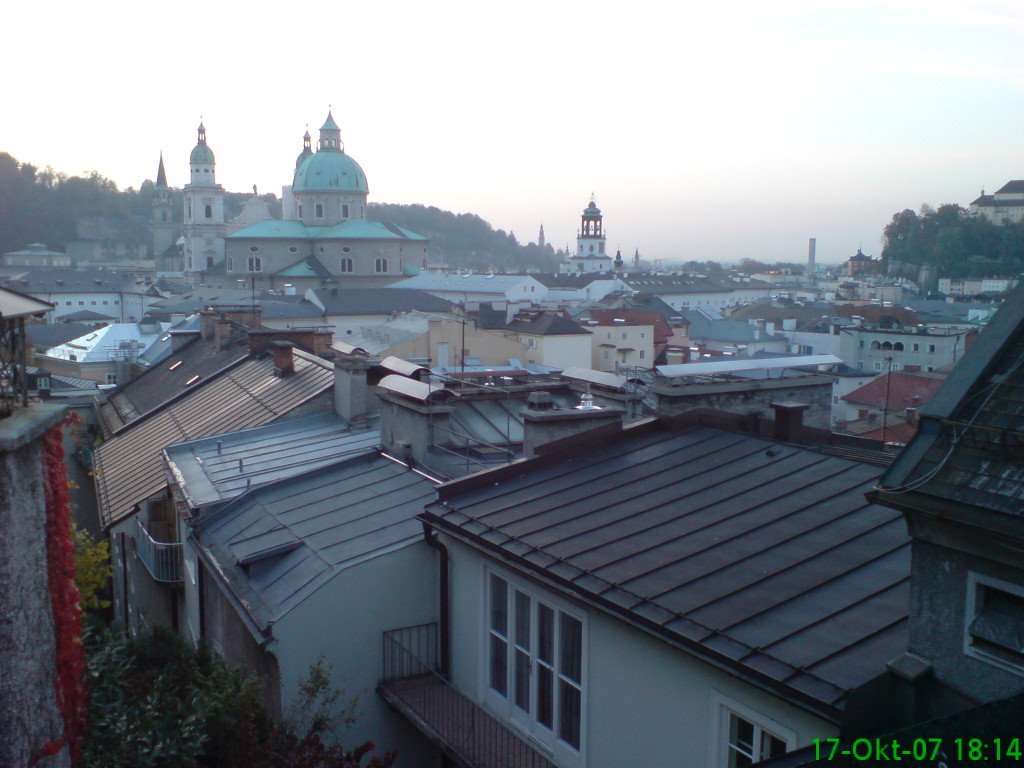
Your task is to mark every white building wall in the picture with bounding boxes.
[529,334,592,369]
[443,536,836,768]
[272,543,439,766]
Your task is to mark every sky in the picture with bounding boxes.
[4,0,1023,265]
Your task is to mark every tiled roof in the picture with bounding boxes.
[425,420,910,718]
[842,372,946,409]
[877,282,1024,516]
[586,309,673,343]
[996,180,1024,194]
[193,453,437,632]
[94,349,334,528]
[97,334,250,434]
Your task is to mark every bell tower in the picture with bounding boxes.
[576,197,607,258]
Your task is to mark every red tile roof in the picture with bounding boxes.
[842,372,945,409]
[586,309,673,343]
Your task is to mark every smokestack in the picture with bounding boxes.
[808,238,816,269]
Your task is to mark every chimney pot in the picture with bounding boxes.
[270,340,295,376]
[770,401,809,443]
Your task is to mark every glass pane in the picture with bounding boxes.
[729,715,754,754]
[558,680,581,749]
[490,635,507,696]
[763,732,787,758]
[515,649,531,712]
[490,575,507,635]
[515,590,531,649]
[537,666,553,729]
[538,603,554,663]
[560,614,583,683]
[727,747,753,768]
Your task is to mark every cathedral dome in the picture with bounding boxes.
[293,150,369,194]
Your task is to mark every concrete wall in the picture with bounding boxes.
[589,325,655,371]
[0,405,71,768]
[442,536,835,768]
[531,334,592,369]
[654,376,833,430]
[273,543,439,765]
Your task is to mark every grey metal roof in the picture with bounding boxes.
[164,413,380,511]
[95,349,335,528]
[193,453,437,633]
[310,287,453,316]
[25,322,95,350]
[0,286,55,319]
[878,282,1024,516]
[423,420,910,719]
[2,268,139,294]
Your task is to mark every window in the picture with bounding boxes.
[487,573,584,755]
[870,340,881,350]
[226,257,233,271]
[928,344,936,354]
[105,373,118,385]
[833,395,839,404]
[873,361,882,371]
[204,204,212,219]
[247,256,262,272]
[188,202,192,219]
[965,573,1024,674]
[375,258,388,273]
[102,301,108,305]
[36,377,50,390]
[340,258,353,273]
[342,204,350,218]
[713,693,793,768]
[342,246,351,253]
[298,205,303,218]
[892,362,902,371]
[640,332,645,339]
[114,300,119,305]
[315,203,324,218]
[91,300,97,305]
[912,342,920,352]
[603,350,609,360]
[206,255,214,269]
[289,246,299,254]
[893,342,904,351]
[639,350,645,359]
[78,301,84,306]
[527,338,536,349]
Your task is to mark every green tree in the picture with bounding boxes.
[72,523,111,612]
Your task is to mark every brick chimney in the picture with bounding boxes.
[334,351,377,421]
[270,340,294,377]
[770,401,809,443]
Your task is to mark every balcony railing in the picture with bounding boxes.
[379,623,557,768]
[135,517,183,584]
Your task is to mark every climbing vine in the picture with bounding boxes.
[35,424,86,766]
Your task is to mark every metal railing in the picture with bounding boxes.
[380,624,557,768]
[135,517,183,584]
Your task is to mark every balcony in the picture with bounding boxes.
[135,517,183,583]
[379,623,557,768]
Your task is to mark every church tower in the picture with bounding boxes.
[151,152,177,259]
[182,122,225,281]
[538,224,546,248]
[576,198,606,258]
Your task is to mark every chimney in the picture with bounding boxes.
[215,317,233,349]
[522,392,625,457]
[270,340,294,376]
[906,407,919,425]
[333,352,376,421]
[770,401,809,443]
[808,238,816,269]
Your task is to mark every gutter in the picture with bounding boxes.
[422,521,451,678]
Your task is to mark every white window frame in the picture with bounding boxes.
[482,568,586,767]
[709,691,796,768]
[964,572,1024,676]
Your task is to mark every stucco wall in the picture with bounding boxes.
[272,543,439,765]
[442,536,835,768]
[654,377,833,430]
[908,538,1024,702]
[0,409,70,768]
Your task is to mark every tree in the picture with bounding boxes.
[82,627,396,768]
[72,523,111,612]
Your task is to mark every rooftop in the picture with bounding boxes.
[164,412,379,511]
[94,348,335,528]
[424,418,910,719]
[193,453,437,634]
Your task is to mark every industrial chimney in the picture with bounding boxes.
[808,238,816,270]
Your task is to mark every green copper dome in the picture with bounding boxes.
[190,143,215,164]
[293,150,368,194]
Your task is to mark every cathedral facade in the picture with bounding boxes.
[175,112,428,288]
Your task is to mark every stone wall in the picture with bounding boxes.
[652,376,833,429]
[0,404,70,768]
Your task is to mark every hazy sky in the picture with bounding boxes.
[5,1,1023,264]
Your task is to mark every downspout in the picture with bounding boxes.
[422,521,450,679]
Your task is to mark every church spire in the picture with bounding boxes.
[156,152,167,187]
[538,224,546,248]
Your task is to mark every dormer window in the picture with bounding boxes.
[375,258,388,273]
[315,203,324,219]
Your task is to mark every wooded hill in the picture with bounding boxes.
[882,203,1024,279]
